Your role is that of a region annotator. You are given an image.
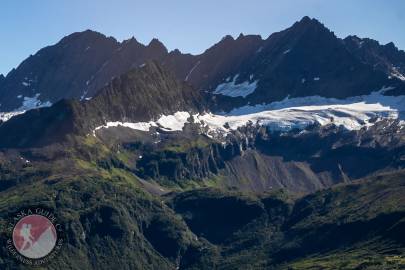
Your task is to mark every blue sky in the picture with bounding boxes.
[1,0,404,75]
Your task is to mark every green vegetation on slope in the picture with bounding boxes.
[0,135,404,269]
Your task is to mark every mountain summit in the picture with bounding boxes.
[1,17,404,113]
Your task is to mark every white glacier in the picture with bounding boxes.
[92,87,405,138]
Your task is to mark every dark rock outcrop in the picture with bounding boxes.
[344,35,405,81]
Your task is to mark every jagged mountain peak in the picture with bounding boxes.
[287,16,335,40]
[119,36,145,52]
[384,41,398,50]
[343,34,405,82]
[59,29,117,45]
[221,35,235,42]
[297,15,320,24]
[344,35,402,51]
[122,36,142,45]
[237,33,246,40]
[214,34,263,49]
[148,38,168,52]
[169,48,182,55]
[293,16,326,29]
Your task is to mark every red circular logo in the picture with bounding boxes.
[12,214,57,259]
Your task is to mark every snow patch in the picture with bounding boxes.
[156,111,191,131]
[20,94,52,111]
[391,67,405,81]
[0,93,52,122]
[213,74,258,98]
[80,90,88,101]
[94,121,157,135]
[0,111,25,122]
[185,61,201,81]
[93,112,191,135]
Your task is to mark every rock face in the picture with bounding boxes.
[1,17,405,112]
[344,35,405,81]
[183,34,264,91]
[0,62,205,148]
[106,118,405,194]
[0,31,118,111]
[169,173,405,269]
[208,17,405,111]
[86,61,204,123]
[0,31,197,112]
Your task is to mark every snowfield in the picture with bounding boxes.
[93,87,405,137]
[0,93,52,122]
[0,111,25,122]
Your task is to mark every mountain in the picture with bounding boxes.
[0,61,204,148]
[182,34,263,90]
[0,16,405,269]
[2,17,405,113]
[0,30,117,111]
[208,16,405,111]
[344,35,405,81]
[0,31,197,112]
[0,62,404,193]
